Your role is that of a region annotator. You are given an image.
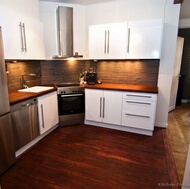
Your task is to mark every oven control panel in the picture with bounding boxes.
[57,86,84,95]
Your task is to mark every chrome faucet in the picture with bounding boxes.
[21,73,37,88]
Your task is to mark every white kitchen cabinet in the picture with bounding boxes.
[85,89,122,125]
[37,91,59,135]
[127,19,163,59]
[0,16,45,60]
[89,22,128,59]
[88,19,163,59]
[121,92,157,131]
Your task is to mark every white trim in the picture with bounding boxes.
[85,120,153,136]
[155,122,168,128]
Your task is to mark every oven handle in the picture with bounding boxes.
[60,94,83,97]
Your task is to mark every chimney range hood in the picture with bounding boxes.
[53,6,83,59]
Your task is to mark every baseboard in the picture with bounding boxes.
[155,122,168,128]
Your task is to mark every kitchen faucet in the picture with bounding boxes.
[21,73,37,88]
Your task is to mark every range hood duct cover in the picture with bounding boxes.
[53,6,80,59]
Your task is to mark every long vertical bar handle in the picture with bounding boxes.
[100,97,102,117]
[103,97,105,118]
[127,28,130,53]
[19,22,24,52]
[40,104,45,128]
[22,23,27,52]
[104,30,107,54]
[107,30,110,54]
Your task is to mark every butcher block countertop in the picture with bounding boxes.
[9,86,56,105]
[84,83,158,94]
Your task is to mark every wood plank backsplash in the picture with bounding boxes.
[7,59,159,92]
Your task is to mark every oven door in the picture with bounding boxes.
[58,93,85,116]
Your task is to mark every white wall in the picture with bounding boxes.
[39,1,86,59]
[0,0,40,20]
[179,18,190,28]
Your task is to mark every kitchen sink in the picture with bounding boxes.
[18,86,54,93]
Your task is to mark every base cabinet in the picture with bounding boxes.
[85,89,157,136]
[85,89,122,125]
[121,92,157,131]
[37,91,59,135]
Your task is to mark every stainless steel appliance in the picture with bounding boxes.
[53,6,83,59]
[56,83,85,126]
[0,27,16,174]
[10,98,39,151]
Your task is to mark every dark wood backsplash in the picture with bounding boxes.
[7,59,159,92]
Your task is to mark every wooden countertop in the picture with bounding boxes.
[9,86,57,105]
[84,83,158,94]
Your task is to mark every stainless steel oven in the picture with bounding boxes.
[56,83,85,126]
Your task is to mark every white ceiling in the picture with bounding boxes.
[39,0,190,19]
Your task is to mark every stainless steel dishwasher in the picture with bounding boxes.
[10,98,39,151]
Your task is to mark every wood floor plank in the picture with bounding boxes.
[0,125,179,189]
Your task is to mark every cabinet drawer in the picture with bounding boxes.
[123,92,157,102]
[122,111,154,130]
[122,99,155,115]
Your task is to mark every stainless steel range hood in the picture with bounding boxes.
[53,6,83,59]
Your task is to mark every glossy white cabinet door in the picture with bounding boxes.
[127,19,163,59]
[38,91,59,135]
[89,22,128,59]
[103,90,122,125]
[85,89,122,125]
[85,89,103,122]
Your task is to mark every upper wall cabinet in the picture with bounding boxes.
[0,17,45,60]
[0,0,45,60]
[89,22,128,59]
[127,19,163,59]
[88,19,163,60]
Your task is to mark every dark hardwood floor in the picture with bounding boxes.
[0,125,179,189]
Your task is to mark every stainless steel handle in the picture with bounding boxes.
[104,30,107,54]
[40,104,45,128]
[127,28,130,53]
[61,94,83,98]
[126,94,151,98]
[103,97,105,118]
[21,103,30,108]
[100,97,102,117]
[125,113,150,119]
[126,101,151,105]
[107,30,110,54]
[22,23,27,52]
[19,22,24,52]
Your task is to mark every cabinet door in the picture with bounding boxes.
[89,22,128,59]
[23,19,45,60]
[0,16,24,60]
[38,92,59,135]
[103,90,122,125]
[127,19,163,59]
[85,89,103,122]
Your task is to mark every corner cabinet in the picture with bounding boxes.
[37,91,59,135]
[0,16,45,60]
[85,89,157,136]
[85,89,122,125]
[88,19,163,59]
